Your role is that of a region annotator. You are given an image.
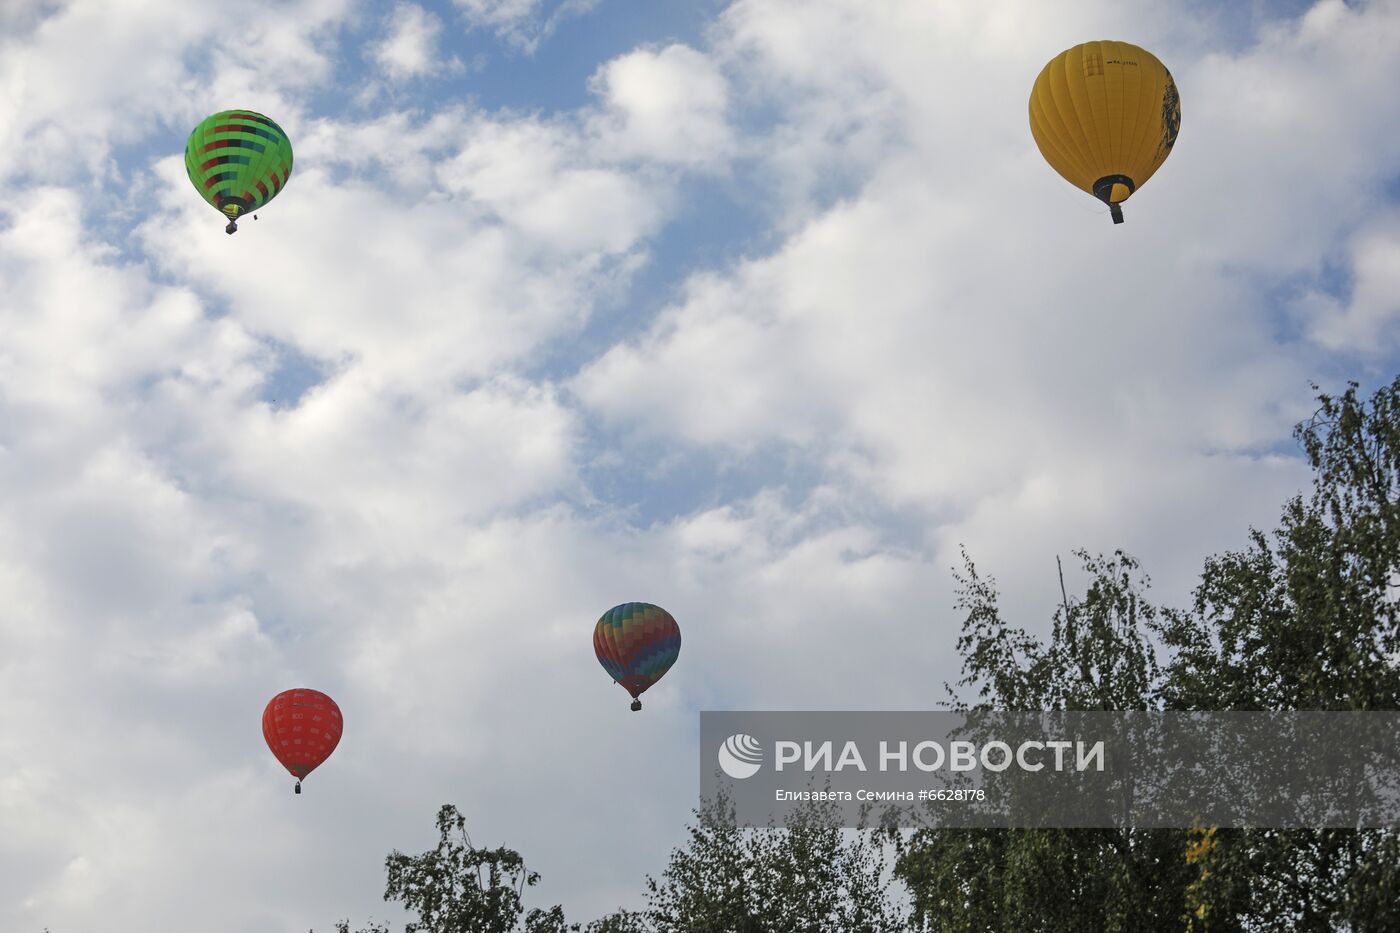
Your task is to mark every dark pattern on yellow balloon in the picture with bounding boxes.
[1029,41,1181,224]
[1160,77,1181,156]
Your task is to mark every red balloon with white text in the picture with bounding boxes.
[262,688,342,794]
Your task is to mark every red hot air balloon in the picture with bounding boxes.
[262,688,342,794]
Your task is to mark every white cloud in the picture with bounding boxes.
[0,177,590,930]
[452,0,600,53]
[437,116,669,253]
[455,0,540,27]
[590,44,733,167]
[577,0,1400,516]
[370,2,448,80]
[2,1,1400,930]
[1169,0,1400,274]
[1303,214,1400,353]
[0,12,720,921]
[572,0,1399,684]
[209,371,580,533]
[0,0,352,186]
[139,140,653,389]
[296,106,476,192]
[0,0,59,31]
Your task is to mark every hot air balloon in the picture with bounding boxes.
[262,688,342,794]
[185,110,293,234]
[1029,41,1180,223]
[594,602,681,711]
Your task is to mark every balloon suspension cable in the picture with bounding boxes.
[294,780,302,795]
[631,699,642,712]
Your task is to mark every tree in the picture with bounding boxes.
[577,911,650,933]
[893,377,1400,932]
[1149,378,1400,931]
[643,786,906,933]
[327,792,903,933]
[892,549,1198,932]
[327,804,570,933]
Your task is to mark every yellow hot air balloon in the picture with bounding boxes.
[1029,41,1180,224]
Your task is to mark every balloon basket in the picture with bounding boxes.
[630,699,642,712]
[294,781,302,795]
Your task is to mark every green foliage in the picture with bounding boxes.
[326,793,902,933]
[896,377,1400,932]
[953,548,1159,712]
[577,911,650,933]
[1156,379,1400,711]
[328,804,568,933]
[643,787,906,933]
[1148,380,1400,931]
[899,551,1194,932]
[642,791,756,933]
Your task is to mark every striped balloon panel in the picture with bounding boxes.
[262,688,342,780]
[184,110,294,219]
[593,602,681,698]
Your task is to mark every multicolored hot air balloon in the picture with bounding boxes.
[594,602,681,711]
[185,110,293,234]
[262,688,341,794]
[1029,41,1180,223]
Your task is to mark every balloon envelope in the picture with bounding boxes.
[594,603,681,703]
[1028,41,1180,222]
[185,110,293,228]
[262,688,342,782]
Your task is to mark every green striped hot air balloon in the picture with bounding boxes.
[184,110,293,235]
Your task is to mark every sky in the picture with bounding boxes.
[1,0,1399,929]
